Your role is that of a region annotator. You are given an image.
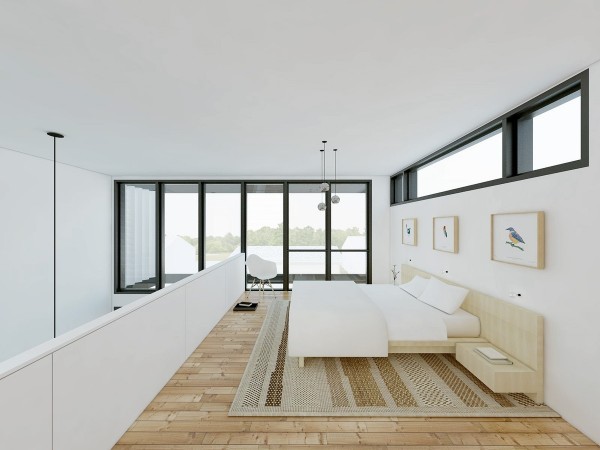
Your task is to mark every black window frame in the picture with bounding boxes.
[115,182,161,292]
[114,179,372,293]
[390,70,589,205]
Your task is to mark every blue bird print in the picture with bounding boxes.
[443,225,448,238]
[505,227,525,251]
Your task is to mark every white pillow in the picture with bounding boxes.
[399,275,429,298]
[418,277,469,315]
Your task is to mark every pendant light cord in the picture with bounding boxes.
[323,142,326,183]
[53,136,56,338]
[320,149,324,182]
[334,149,337,195]
[323,141,327,202]
[47,131,64,338]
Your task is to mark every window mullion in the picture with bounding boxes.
[502,118,516,178]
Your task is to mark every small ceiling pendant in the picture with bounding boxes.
[316,140,342,210]
[331,148,340,205]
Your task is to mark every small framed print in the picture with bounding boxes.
[491,212,545,269]
[402,218,417,246]
[433,216,458,253]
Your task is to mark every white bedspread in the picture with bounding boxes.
[288,281,389,358]
[358,284,480,340]
[357,284,446,341]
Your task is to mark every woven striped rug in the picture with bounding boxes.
[229,300,558,417]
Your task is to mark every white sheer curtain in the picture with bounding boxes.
[124,185,156,287]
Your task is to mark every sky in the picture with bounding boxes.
[417,95,580,197]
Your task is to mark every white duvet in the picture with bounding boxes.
[359,284,481,339]
[358,284,447,341]
[287,280,457,359]
[288,281,389,358]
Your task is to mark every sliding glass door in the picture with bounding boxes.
[118,183,157,291]
[115,180,371,293]
[163,184,199,287]
[331,183,368,283]
[246,184,284,289]
[204,184,241,268]
[288,183,326,288]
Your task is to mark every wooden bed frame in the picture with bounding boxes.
[394,265,544,402]
[295,266,544,402]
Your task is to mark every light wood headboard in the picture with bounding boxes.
[401,265,544,379]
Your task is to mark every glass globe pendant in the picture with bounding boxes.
[318,141,329,209]
[331,148,341,205]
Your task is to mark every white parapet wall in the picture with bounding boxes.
[0,253,246,450]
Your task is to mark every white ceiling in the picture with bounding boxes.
[1,0,600,177]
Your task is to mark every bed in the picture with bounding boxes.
[287,281,388,361]
[357,284,481,340]
[288,277,483,367]
[287,265,544,402]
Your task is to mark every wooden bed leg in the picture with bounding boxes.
[298,357,304,368]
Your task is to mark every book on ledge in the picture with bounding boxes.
[474,347,513,365]
[233,302,258,312]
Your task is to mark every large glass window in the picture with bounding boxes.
[116,180,371,292]
[205,184,241,268]
[391,174,403,204]
[331,251,367,282]
[533,93,581,169]
[289,183,325,249]
[331,183,368,282]
[288,183,326,287]
[417,129,503,198]
[391,71,587,205]
[119,183,157,291]
[289,252,326,285]
[517,91,581,173]
[163,184,198,287]
[246,184,284,289]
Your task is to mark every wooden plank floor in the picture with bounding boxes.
[114,293,598,449]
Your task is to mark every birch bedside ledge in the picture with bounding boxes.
[402,265,545,404]
[456,342,542,403]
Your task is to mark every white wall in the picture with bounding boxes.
[370,176,390,283]
[56,163,112,334]
[0,148,112,361]
[0,148,54,361]
[0,254,245,450]
[0,355,52,449]
[390,62,600,444]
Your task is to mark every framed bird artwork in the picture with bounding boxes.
[491,212,545,269]
[402,218,417,246]
[433,216,458,253]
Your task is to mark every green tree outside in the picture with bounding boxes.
[180,224,364,254]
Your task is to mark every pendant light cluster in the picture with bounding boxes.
[317,140,341,211]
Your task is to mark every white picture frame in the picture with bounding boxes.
[491,212,545,269]
[402,218,417,246]
[433,216,458,253]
